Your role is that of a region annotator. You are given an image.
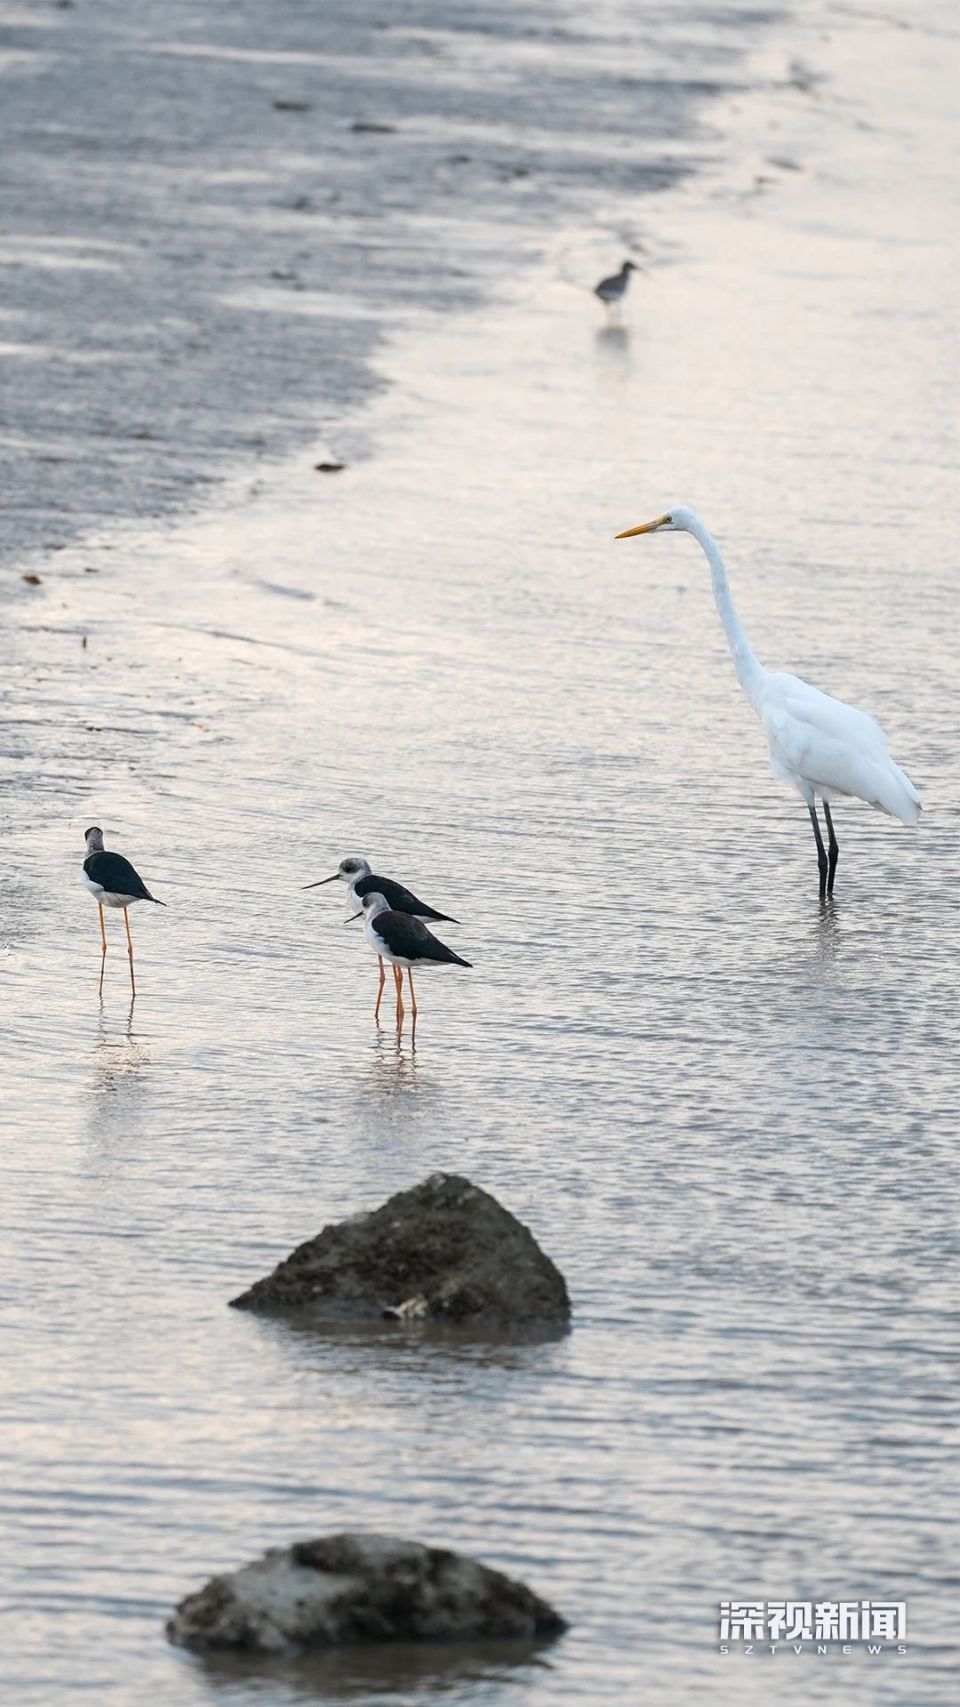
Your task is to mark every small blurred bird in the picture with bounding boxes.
[594,259,640,317]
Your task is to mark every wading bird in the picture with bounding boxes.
[595,259,640,317]
[82,826,164,994]
[348,891,471,1029]
[305,856,459,1019]
[615,508,921,899]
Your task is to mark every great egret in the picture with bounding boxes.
[82,826,165,995]
[615,508,921,898]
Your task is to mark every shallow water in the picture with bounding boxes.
[1,2,958,1704]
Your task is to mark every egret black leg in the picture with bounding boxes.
[822,802,839,894]
[808,805,828,901]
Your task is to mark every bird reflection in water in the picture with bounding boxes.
[595,323,630,354]
[89,998,151,1131]
[594,323,631,378]
[813,894,841,966]
[367,1022,421,1096]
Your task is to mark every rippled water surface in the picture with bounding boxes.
[1,2,958,1704]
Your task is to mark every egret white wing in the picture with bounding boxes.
[759,672,920,819]
[763,672,888,752]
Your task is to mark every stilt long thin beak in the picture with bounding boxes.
[302,874,339,889]
[345,910,363,923]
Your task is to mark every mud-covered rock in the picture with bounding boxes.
[166,1533,567,1653]
[229,1172,570,1328]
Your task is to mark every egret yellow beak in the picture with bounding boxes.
[615,515,669,538]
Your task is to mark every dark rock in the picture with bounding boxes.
[229,1172,570,1329]
[167,1533,567,1654]
[314,460,347,473]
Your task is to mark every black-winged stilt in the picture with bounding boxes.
[82,826,164,995]
[306,856,459,1021]
[348,891,470,1028]
[304,855,458,921]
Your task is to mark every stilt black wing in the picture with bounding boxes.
[84,851,156,902]
[357,872,458,923]
[378,910,471,967]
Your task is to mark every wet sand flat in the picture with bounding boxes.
[1,2,958,1705]
[0,0,767,567]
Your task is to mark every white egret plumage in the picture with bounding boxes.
[616,507,921,898]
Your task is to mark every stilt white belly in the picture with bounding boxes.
[81,870,140,909]
[367,920,412,968]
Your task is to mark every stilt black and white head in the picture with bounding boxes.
[348,891,471,1030]
[303,854,458,923]
[82,825,164,996]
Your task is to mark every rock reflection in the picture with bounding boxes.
[191,1633,560,1703]
[245,1311,570,1376]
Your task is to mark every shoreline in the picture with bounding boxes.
[1,3,957,1704]
[0,0,783,579]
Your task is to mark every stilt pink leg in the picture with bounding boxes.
[124,908,136,997]
[98,903,107,995]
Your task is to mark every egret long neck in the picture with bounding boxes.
[688,515,766,705]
